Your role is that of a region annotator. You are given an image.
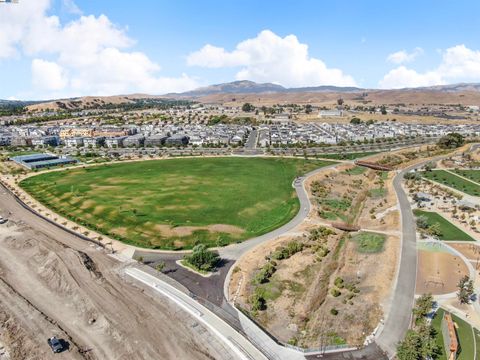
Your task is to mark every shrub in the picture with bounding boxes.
[250,289,266,312]
[183,244,219,272]
[331,288,341,297]
[330,308,339,316]
[155,261,166,272]
[253,262,276,284]
[271,241,304,260]
[334,277,344,288]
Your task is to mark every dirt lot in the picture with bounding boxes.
[0,195,229,360]
[450,243,480,260]
[416,248,469,295]
[229,224,398,347]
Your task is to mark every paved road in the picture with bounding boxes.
[375,153,459,356]
[375,166,417,356]
[245,129,258,149]
[306,343,387,360]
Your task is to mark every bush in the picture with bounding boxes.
[331,288,341,297]
[183,244,219,272]
[250,289,266,311]
[270,241,304,260]
[330,308,339,316]
[253,261,276,284]
[334,277,344,288]
[416,215,429,229]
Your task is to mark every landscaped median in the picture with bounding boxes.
[18,157,335,250]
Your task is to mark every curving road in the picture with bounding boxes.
[375,165,418,356]
[375,151,468,357]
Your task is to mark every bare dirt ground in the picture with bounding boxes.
[416,249,469,295]
[229,162,400,348]
[450,243,480,260]
[0,203,228,360]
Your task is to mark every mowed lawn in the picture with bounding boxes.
[20,157,333,249]
[432,308,476,360]
[421,170,480,197]
[453,169,480,184]
[413,209,475,241]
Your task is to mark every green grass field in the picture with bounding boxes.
[421,170,480,196]
[351,232,386,253]
[20,157,333,249]
[431,308,447,360]
[413,210,475,241]
[432,308,476,360]
[453,169,480,185]
[454,314,476,360]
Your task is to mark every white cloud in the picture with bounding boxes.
[187,30,356,88]
[378,66,443,89]
[380,44,480,89]
[32,59,68,91]
[438,45,480,79]
[387,47,423,64]
[0,0,198,98]
[62,0,82,15]
[187,44,248,68]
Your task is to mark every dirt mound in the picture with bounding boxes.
[30,249,74,295]
[77,251,102,279]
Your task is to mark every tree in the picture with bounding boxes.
[380,105,387,115]
[416,216,430,229]
[350,117,362,125]
[183,244,219,272]
[396,330,422,360]
[427,223,442,238]
[457,275,474,304]
[423,162,435,172]
[437,133,465,149]
[337,98,344,106]
[305,104,313,114]
[242,103,255,112]
[413,294,433,321]
[397,293,441,360]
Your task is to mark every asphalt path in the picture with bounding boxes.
[374,166,417,356]
[375,153,460,357]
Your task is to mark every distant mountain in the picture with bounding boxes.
[170,80,364,98]
[12,81,480,113]
[0,99,43,107]
[405,83,480,93]
[176,80,286,96]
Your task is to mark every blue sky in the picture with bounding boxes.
[1,0,480,99]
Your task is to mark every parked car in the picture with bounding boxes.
[47,337,64,353]
[0,217,7,224]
